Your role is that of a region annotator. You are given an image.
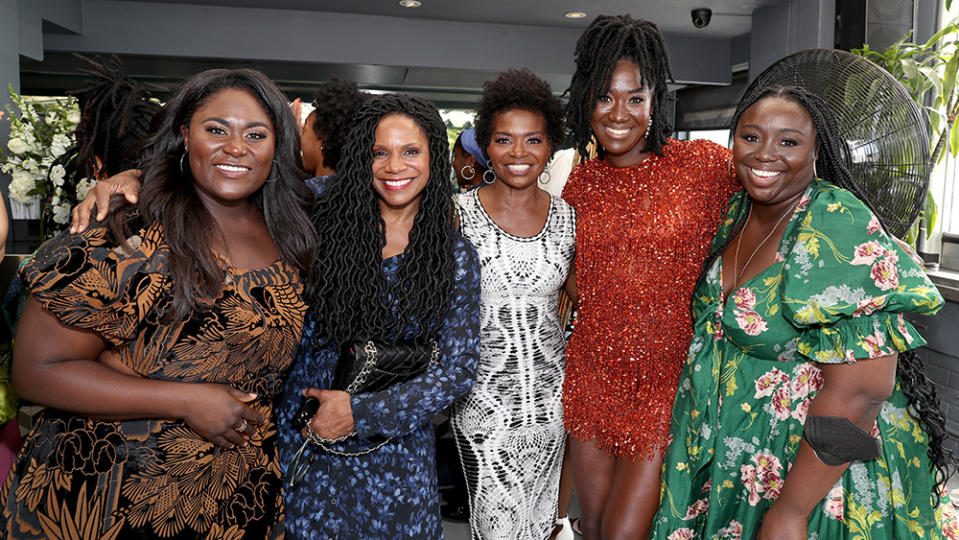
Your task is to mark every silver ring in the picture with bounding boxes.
[234,419,248,432]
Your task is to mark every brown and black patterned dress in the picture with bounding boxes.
[1,216,306,539]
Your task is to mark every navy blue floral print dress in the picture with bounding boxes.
[276,181,481,539]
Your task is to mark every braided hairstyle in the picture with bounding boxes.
[68,55,160,179]
[308,94,456,345]
[695,84,955,488]
[310,78,369,172]
[474,68,566,163]
[136,68,317,320]
[47,55,158,236]
[565,14,674,160]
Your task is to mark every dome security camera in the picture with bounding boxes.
[691,8,712,29]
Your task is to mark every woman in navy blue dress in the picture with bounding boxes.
[275,94,481,539]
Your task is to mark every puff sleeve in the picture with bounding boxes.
[780,184,943,364]
[19,218,169,347]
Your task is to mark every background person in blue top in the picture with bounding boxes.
[276,94,481,539]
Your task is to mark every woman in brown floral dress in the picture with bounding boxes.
[0,68,317,539]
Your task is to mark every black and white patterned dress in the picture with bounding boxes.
[452,188,576,539]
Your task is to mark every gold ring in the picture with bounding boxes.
[234,419,248,432]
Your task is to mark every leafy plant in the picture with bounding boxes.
[852,19,959,243]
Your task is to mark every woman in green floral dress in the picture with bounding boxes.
[651,85,958,539]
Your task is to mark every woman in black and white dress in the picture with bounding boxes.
[452,68,575,540]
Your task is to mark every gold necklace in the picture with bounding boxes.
[733,202,797,285]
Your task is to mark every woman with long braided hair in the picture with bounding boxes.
[560,14,739,538]
[274,94,481,539]
[651,85,957,539]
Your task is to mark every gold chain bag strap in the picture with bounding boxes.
[292,338,440,457]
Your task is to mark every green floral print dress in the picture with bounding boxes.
[651,179,958,540]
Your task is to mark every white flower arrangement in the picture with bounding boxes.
[1,84,81,239]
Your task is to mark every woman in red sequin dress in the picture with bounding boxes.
[561,15,739,538]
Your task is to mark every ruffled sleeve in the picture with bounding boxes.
[19,217,169,347]
[780,182,943,364]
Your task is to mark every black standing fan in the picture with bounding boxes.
[743,48,930,238]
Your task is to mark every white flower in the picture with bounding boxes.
[76,177,97,200]
[45,113,55,125]
[52,203,71,225]
[20,158,38,172]
[51,133,72,157]
[67,109,81,124]
[8,170,37,203]
[6,137,28,154]
[50,164,66,186]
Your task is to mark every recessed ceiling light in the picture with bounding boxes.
[565,11,587,19]
[398,0,421,7]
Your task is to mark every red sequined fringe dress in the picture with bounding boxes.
[561,139,738,459]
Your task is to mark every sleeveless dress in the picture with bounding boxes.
[651,180,959,539]
[561,139,737,459]
[451,189,575,539]
[1,217,306,539]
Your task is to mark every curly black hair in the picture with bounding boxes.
[696,84,955,491]
[308,94,457,345]
[474,68,566,163]
[136,68,317,320]
[310,78,369,172]
[566,14,675,160]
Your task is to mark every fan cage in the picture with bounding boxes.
[741,48,930,238]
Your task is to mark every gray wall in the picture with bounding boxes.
[1,0,21,252]
[749,0,836,82]
[917,299,959,455]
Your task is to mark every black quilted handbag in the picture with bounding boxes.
[290,338,439,456]
[334,339,440,394]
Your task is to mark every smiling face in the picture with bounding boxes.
[590,59,653,168]
[733,96,818,210]
[486,108,551,190]
[371,113,431,213]
[180,88,275,209]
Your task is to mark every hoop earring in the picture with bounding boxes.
[482,169,496,185]
[179,151,189,175]
[538,169,552,185]
[461,165,475,180]
[813,159,818,179]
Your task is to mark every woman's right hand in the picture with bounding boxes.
[70,169,143,234]
[182,384,266,449]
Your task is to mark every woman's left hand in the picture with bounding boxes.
[757,503,807,540]
[303,388,355,439]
